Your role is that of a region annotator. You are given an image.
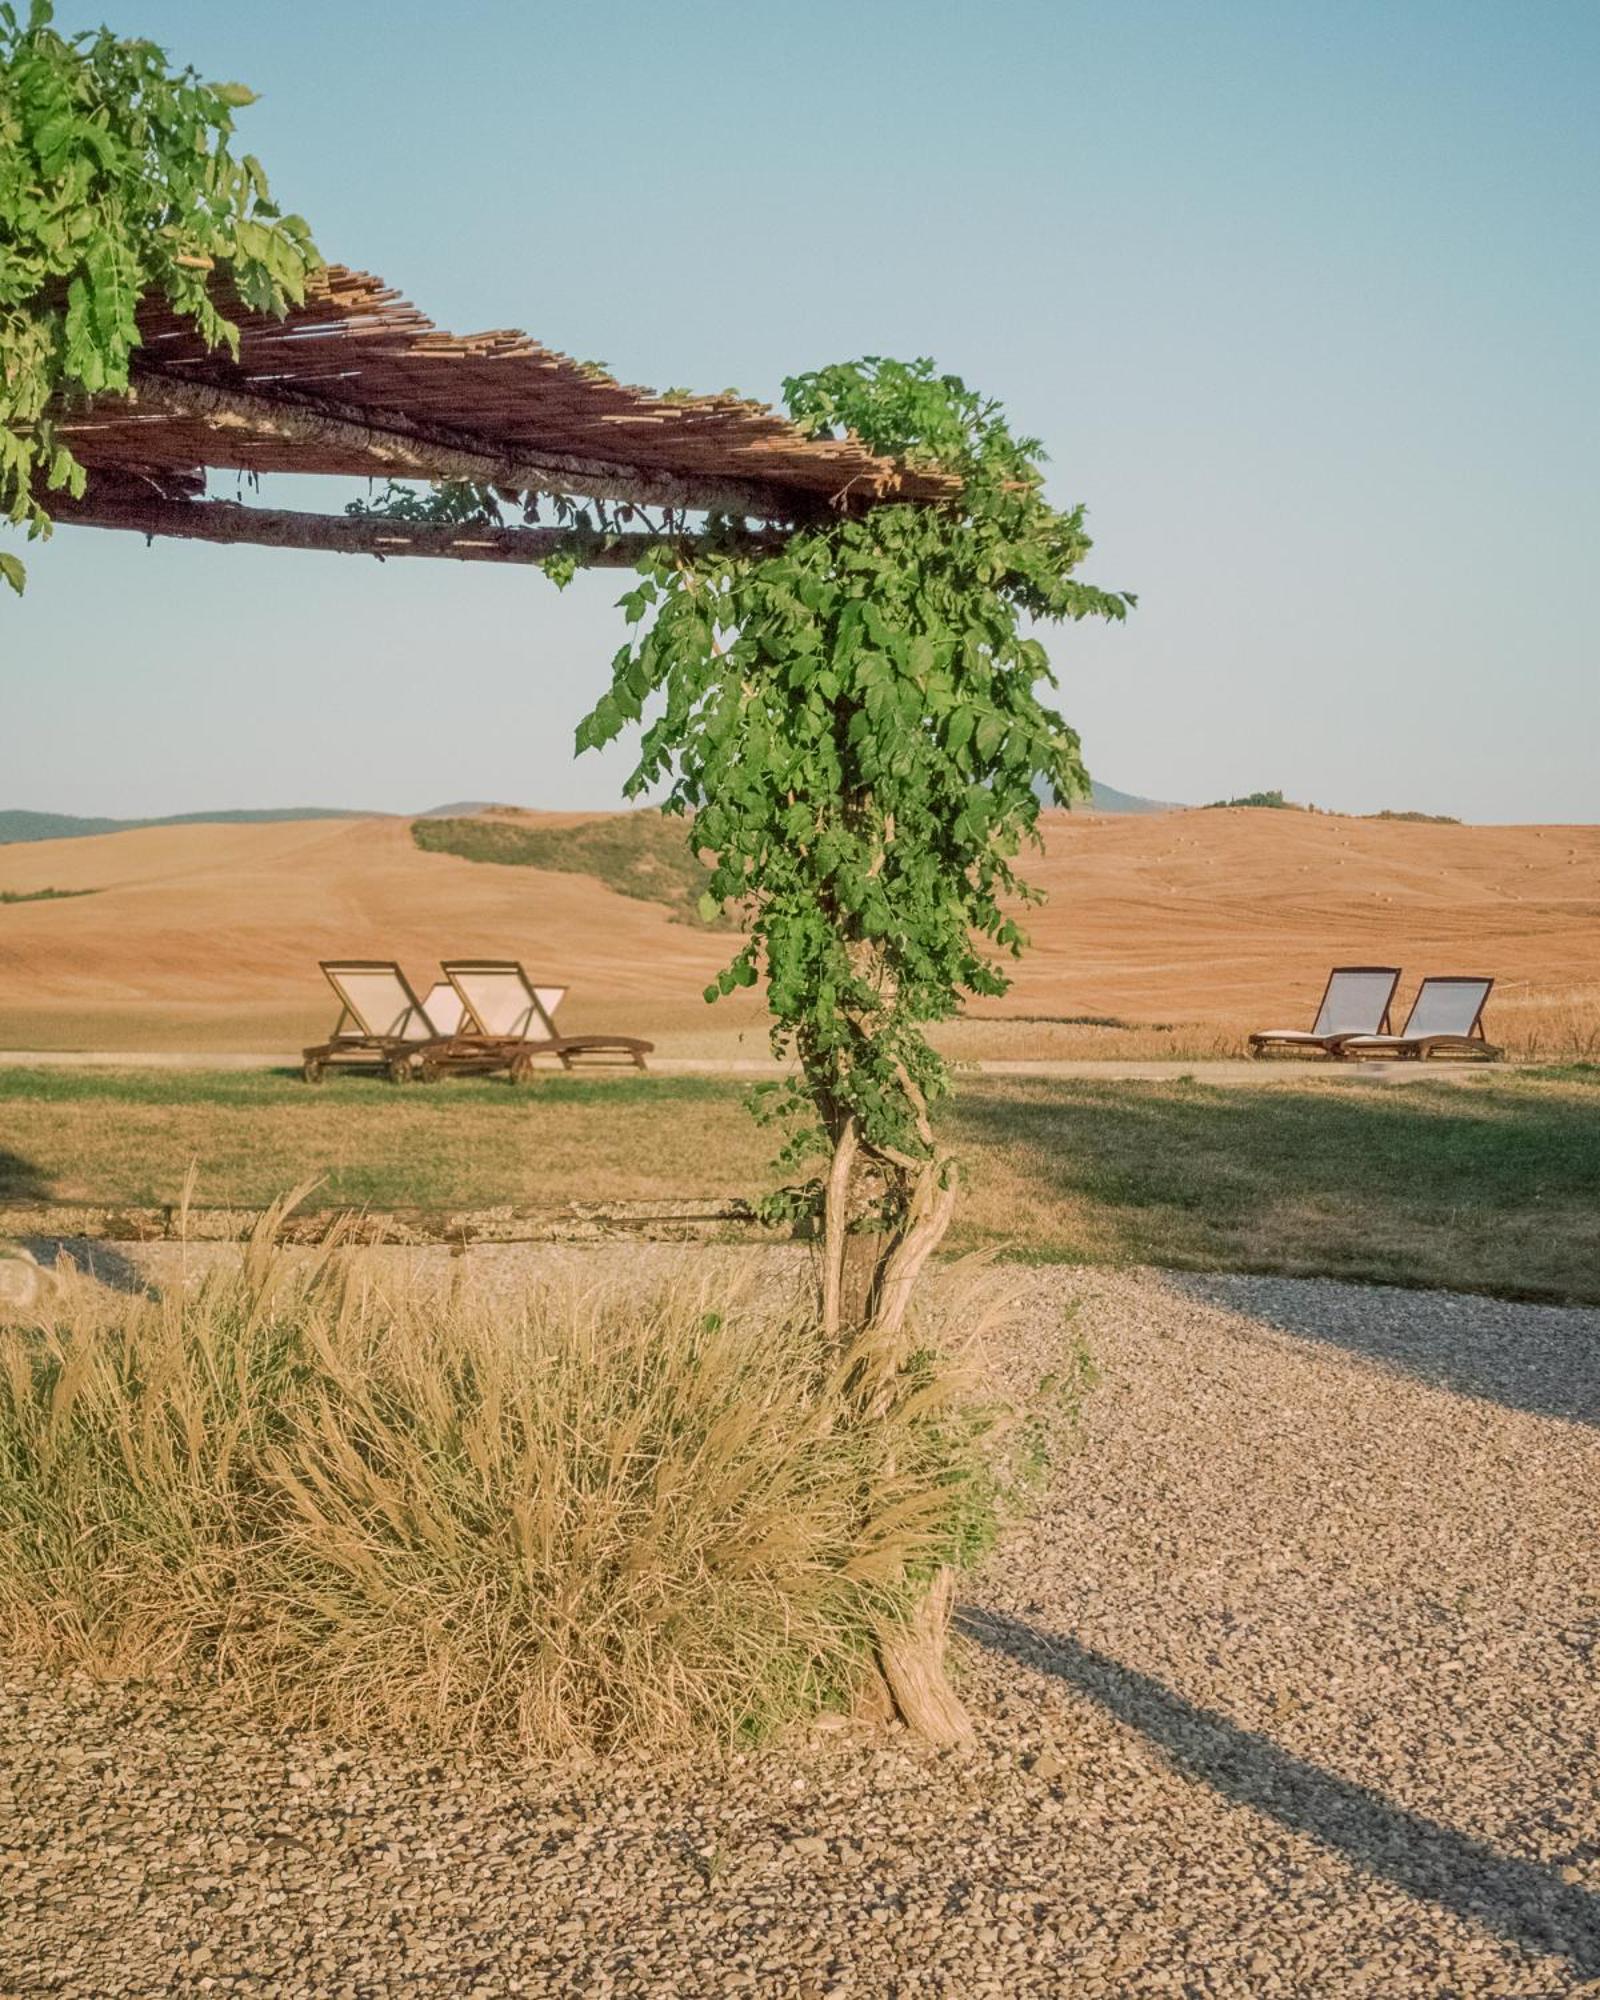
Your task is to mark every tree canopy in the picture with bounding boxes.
[579,357,1132,1338]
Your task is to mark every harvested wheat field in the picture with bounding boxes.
[3,1245,1597,1997]
[0,814,764,1057]
[0,807,1596,1060]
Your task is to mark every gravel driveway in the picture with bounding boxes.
[3,1255,1597,1997]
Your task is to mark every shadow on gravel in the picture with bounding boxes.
[963,1610,1600,1977]
[1171,1273,1600,1430]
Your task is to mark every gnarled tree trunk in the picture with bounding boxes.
[876,1565,972,1747]
[816,1104,971,1744]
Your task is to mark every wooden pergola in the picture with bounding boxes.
[49,266,957,567]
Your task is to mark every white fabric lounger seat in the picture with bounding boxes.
[1248,966,1401,1059]
[1336,977,1500,1061]
[421,980,466,1038]
[441,959,653,1073]
[302,960,511,1083]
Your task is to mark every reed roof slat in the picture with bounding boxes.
[56,264,957,518]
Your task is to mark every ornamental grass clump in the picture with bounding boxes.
[0,1218,994,1753]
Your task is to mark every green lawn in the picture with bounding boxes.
[0,1065,1595,1302]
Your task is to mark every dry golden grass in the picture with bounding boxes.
[0,1206,998,1753]
[932,1016,1244,1064]
[1487,981,1600,1062]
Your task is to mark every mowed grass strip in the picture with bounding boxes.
[947,1071,1600,1302]
[0,1070,756,1212]
[0,1065,1595,1302]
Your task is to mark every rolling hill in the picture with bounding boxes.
[0,807,374,846]
[3,778,1180,849]
[0,806,1594,1061]
[1086,780,1185,814]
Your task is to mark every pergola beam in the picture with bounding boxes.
[104,368,823,523]
[49,490,787,568]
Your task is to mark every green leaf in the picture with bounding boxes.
[0,551,26,595]
[549,347,1128,1291]
[0,20,319,584]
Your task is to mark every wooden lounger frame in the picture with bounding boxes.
[441,959,653,1075]
[1247,966,1400,1060]
[1335,976,1501,1062]
[302,960,510,1083]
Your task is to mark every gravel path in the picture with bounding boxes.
[3,1256,1597,1997]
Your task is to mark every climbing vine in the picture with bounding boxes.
[0,10,1132,1734]
[0,1,317,591]
[578,358,1133,1341]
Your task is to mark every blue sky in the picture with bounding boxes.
[4,0,1596,822]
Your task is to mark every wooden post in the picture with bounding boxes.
[94,370,818,523]
[48,492,789,569]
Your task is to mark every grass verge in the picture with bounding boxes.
[0,1216,994,1751]
[948,1072,1600,1301]
[0,1066,1594,1302]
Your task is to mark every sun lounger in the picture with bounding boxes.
[302,961,507,1083]
[303,960,449,1082]
[1335,976,1500,1061]
[441,958,653,1075]
[1248,966,1401,1059]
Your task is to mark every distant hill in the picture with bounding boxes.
[1205,789,1298,810]
[5,784,1186,847]
[1086,781,1185,814]
[412,810,729,927]
[1202,791,1462,825]
[0,807,374,846]
[1032,779,1184,814]
[421,786,1191,820]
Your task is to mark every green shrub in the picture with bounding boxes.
[1365,809,1462,825]
[0,1216,994,1752]
[411,811,731,927]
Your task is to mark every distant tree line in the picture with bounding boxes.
[1205,789,1458,824]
